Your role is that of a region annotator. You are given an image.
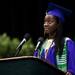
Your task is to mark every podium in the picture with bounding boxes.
[0,56,65,75]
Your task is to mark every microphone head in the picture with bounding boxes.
[37,37,44,43]
[35,37,44,50]
[24,33,30,41]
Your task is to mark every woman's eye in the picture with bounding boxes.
[49,21,52,24]
[48,21,53,24]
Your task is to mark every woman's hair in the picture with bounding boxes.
[54,16,65,57]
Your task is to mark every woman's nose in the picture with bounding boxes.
[44,22,48,26]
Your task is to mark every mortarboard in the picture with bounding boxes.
[46,2,72,23]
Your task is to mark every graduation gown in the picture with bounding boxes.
[34,37,75,75]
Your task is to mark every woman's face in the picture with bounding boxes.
[44,15,58,35]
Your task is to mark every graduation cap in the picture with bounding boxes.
[46,2,72,23]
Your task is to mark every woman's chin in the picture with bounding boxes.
[44,31,49,35]
[44,30,49,34]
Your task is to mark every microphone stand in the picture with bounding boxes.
[15,45,22,56]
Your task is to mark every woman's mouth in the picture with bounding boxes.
[44,28,49,33]
[44,27,49,31]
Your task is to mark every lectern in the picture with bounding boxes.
[0,56,65,75]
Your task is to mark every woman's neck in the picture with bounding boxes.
[44,34,55,40]
[44,29,57,39]
[48,32,56,39]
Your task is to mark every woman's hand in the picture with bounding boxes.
[66,72,72,75]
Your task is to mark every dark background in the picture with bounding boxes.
[0,0,75,43]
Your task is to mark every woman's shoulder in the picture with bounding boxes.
[65,37,71,40]
[64,37,75,46]
[65,37,74,42]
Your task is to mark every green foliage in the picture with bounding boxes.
[18,38,35,56]
[0,33,35,58]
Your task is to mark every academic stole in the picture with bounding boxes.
[56,39,67,72]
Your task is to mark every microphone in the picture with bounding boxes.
[35,37,44,50]
[15,33,30,56]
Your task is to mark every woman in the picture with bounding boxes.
[34,2,75,75]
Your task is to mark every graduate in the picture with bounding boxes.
[34,2,75,75]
